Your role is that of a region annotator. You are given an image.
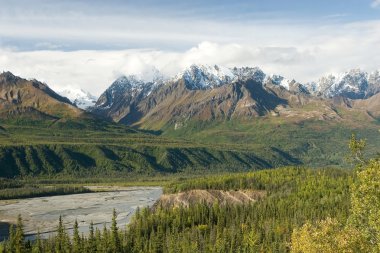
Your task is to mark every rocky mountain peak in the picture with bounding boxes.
[175,64,265,90]
[94,72,165,110]
[176,64,234,90]
[304,68,378,99]
[0,71,22,84]
[231,66,265,83]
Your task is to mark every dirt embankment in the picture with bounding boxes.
[157,189,266,208]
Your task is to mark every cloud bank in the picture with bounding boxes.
[0,20,379,96]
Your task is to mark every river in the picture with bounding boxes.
[0,186,162,241]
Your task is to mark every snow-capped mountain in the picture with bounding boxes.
[95,65,380,109]
[95,73,165,110]
[58,88,97,110]
[265,74,310,94]
[94,66,166,110]
[174,64,266,90]
[231,66,266,83]
[90,64,380,126]
[175,65,380,99]
[175,65,234,89]
[91,64,282,124]
[172,64,309,93]
[91,64,308,124]
[305,69,380,99]
[266,74,293,90]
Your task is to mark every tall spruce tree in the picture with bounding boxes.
[110,209,121,252]
[55,215,71,253]
[87,221,96,253]
[7,224,15,253]
[73,220,81,253]
[14,215,25,253]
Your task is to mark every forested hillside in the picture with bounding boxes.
[0,123,301,177]
[1,119,379,178]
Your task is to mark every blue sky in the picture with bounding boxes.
[0,0,379,95]
[0,0,379,51]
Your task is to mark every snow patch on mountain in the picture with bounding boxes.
[58,88,97,109]
[265,74,293,90]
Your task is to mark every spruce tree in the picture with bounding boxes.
[101,224,109,253]
[7,224,15,253]
[73,220,81,253]
[110,209,121,252]
[87,221,96,253]
[55,215,70,253]
[15,214,25,253]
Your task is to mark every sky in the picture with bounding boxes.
[0,0,379,96]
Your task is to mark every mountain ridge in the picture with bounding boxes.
[305,69,380,99]
[90,65,380,129]
[0,71,86,121]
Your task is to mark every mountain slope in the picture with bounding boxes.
[0,72,85,121]
[92,74,164,123]
[351,93,380,119]
[134,77,294,129]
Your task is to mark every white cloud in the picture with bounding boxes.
[0,20,379,97]
[372,0,380,8]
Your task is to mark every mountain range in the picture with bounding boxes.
[89,65,380,129]
[1,65,379,130]
[0,66,379,177]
